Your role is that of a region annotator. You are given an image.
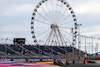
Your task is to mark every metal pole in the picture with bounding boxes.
[89,42,91,60]
[92,37,93,55]
[71,28,75,64]
[85,36,87,53]
[78,25,80,62]
[77,24,82,62]
[84,36,87,60]
[91,37,93,60]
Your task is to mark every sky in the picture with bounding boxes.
[0,0,100,53]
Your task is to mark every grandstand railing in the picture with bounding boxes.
[47,46,65,56]
[19,46,38,56]
[0,51,8,56]
[5,45,23,56]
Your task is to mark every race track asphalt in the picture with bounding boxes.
[61,64,100,67]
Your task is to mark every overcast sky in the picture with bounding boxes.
[0,0,100,50]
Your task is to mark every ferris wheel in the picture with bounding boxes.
[31,0,77,47]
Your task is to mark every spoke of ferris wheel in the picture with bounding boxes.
[54,0,59,22]
[49,31,55,46]
[56,28,64,46]
[51,11,56,24]
[57,30,64,46]
[54,29,59,46]
[48,11,55,24]
[36,12,51,24]
[52,0,54,12]
[45,1,53,21]
[53,0,55,12]
[49,1,52,12]
[45,1,56,24]
[57,0,59,12]
[59,26,73,29]
[55,36,58,46]
[56,29,66,51]
[46,29,54,46]
[60,21,74,25]
[54,12,58,23]
[34,19,50,25]
[46,30,53,46]
[58,14,71,24]
[54,0,60,22]
[50,31,55,46]
[45,0,51,12]
[44,29,53,46]
[62,29,71,43]
[42,31,51,43]
[58,28,68,46]
[55,29,60,46]
[58,31,68,53]
[55,0,58,12]
[46,33,52,46]
[36,29,50,37]
[41,4,54,24]
[53,30,56,46]
[57,8,68,23]
[35,27,49,29]
[58,1,63,14]
[61,30,71,44]
[50,0,58,24]
[54,8,60,23]
[60,28,72,36]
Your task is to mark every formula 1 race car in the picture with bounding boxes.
[53,60,69,66]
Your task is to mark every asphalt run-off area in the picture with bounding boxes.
[62,64,100,67]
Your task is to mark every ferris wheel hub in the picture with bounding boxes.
[51,24,59,29]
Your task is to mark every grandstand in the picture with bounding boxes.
[0,44,85,61]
